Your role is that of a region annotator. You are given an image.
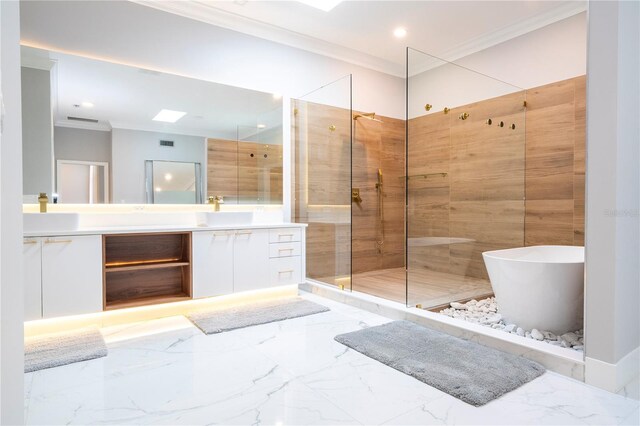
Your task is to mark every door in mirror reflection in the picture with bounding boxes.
[145,160,203,204]
[56,160,109,204]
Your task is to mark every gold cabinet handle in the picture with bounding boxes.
[235,230,253,235]
[278,233,295,237]
[278,248,294,253]
[23,239,38,245]
[44,238,73,244]
[278,269,294,274]
[212,232,231,238]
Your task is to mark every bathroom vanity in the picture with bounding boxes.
[23,214,306,321]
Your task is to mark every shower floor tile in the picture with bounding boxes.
[349,266,493,307]
[24,292,638,425]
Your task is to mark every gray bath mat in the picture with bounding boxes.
[188,297,330,334]
[25,327,108,373]
[335,320,545,406]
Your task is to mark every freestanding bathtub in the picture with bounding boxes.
[482,245,584,335]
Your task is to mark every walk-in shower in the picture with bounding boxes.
[293,48,585,317]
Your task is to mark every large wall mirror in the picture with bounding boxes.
[20,46,283,205]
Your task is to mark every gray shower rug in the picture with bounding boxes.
[25,327,108,373]
[335,320,545,406]
[188,297,330,334]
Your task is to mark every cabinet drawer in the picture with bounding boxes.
[269,242,301,258]
[269,257,302,286]
[269,228,301,243]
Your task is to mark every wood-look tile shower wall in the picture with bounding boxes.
[352,116,406,274]
[408,75,586,280]
[292,101,406,280]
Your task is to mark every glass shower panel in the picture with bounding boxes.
[407,48,526,308]
[292,75,352,289]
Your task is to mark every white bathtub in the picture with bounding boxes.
[482,245,584,335]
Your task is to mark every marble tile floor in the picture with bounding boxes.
[24,293,640,425]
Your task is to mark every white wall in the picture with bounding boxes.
[19,0,404,119]
[409,13,587,118]
[0,1,25,423]
[584,0,640,393]
[54,126,112,164]
[21,66,53,195]
[111,128,205,204]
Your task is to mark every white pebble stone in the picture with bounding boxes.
[516,327,525,337]
[450,302,467,310]
[531,329,544,341]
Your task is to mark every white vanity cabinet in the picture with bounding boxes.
[233,229,270,293]
[23,235,103,320]
[268,228,303,286]
[23,238,43,321]
[192,230,235,298]
[192,226,305,297]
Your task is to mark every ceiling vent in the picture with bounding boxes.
[67,116,99,123]
[160,140,174,147]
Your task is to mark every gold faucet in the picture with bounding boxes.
[208,195,224,212]
[38,193,48,213]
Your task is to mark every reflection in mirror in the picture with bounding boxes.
[20,46,284,205]
[145,160,203,204]
[56,160,109,204]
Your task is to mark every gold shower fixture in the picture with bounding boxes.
[458,112,469,120]
[510,123,516,130]
[424,103,432,111]
[329,124,336,132]
[486,118,493,125]
[353,112,384,123]
[443,107,450,114]
[498,121,505,127]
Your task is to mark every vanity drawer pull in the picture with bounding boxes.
[23,239,38,245]
[269,228,301,243]
[212,231,231,237]
[278,269,294,274]
[44,239,73,244]
[235,230,253,235]
[279,248,294,253]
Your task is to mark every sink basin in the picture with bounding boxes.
[24,213,80,233]
[196,211,253,227]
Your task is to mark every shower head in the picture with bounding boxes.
[353,112,384,123]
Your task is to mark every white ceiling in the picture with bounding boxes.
[136,0,587,77]
[21,46,282,140]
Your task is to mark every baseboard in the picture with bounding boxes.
[585,346,640,393]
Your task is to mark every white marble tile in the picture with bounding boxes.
[24,293,639,426]
[619,376,640,401]
[621,407,640,425]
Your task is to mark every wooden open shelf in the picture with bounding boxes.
[103,232,192,310]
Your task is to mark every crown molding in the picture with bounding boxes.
[435,1,587,66]
[130,0,404,77]
[131,0,586,79]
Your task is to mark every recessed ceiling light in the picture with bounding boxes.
[81,101,94,108]
[152,109,186,123]
[393,27,407,38]
[296,0,343,12]
[164,173,172,181]
[257,124,266,129]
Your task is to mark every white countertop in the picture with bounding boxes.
[24,222,307,238]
